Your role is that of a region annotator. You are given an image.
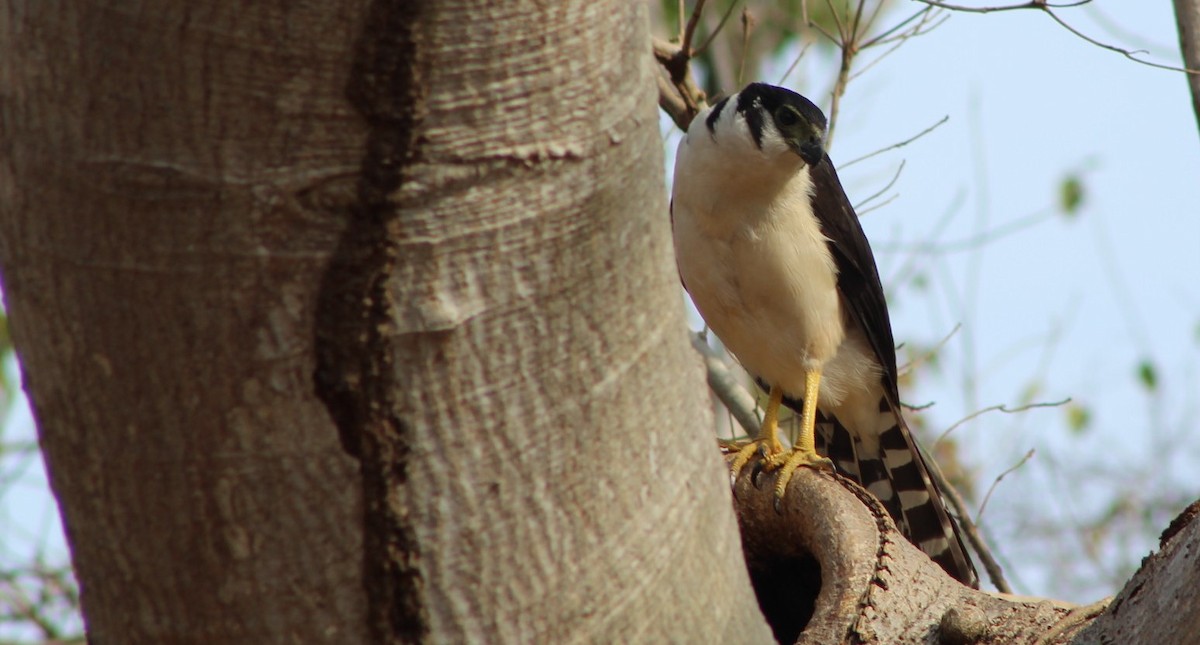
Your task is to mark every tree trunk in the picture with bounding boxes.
[313,0,770,641]
[0,2,370,642]
[2,0,770,642]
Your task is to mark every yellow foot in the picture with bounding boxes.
[772,447,834,511]
[726,437,784,487]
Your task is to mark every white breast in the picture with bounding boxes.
[671,105,879,410]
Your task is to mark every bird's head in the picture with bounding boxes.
[700,83,828,167]
[738,83,827,165]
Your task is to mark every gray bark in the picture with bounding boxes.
[312,0,771,641]
[1175,0,1200,138]
[734,462,1200,644]
[0,2,369,643]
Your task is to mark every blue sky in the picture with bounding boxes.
[2,2,1197,631]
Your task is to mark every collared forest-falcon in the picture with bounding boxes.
[670,82,978,587]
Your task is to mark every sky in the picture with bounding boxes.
[2,2,1198,634]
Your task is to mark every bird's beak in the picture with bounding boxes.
[797,139,824,166]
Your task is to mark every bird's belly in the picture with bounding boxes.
[675,220,846,400]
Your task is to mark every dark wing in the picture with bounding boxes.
[807,154,900,401]
[805,155,980,588]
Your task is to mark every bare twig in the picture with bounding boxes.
[654,38,708,130]
[861,6,939,48]
[922,450,1013,591]
[737,8,755,86]
[825,38,855,148]
[850,18,946,83]
[936,398,1071,445]
[854,192,899,217]
[777,40,814,86]
[694,0,743,57]
[690,333,761,438]
[914,0,1093,13]
[680,0,709,55]
[899,322,963,379]
[915,0,1200,73]
[842,116,949,167]
[977,448,1036,520]
[860,0,891,39]
[852,160,905,212]
[823,0,849,41]
[848,0,869,42]
[877,207,1055,255]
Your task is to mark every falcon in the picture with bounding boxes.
[670,82,978,587]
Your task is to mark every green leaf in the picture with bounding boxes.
[1136,359,1158,391]
[911,272,929,291]
[1065,402,1091,435]
[1058,174,1085,217]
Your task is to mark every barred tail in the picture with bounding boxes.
[810,396,979,588]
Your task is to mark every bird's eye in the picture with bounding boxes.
[775,106,801,128]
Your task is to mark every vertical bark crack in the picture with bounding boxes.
[312,2,429,642]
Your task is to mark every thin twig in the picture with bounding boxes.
[861,6,937,49]
[899,322,963,378]
[854,192,899,217]
[678,0,686,40]
[859,0,892,41]
[825,39,855,148]
[977,448,1036,521]
[853,160,905,212]
[694,0,743,57]
[936,398,1071,445]
[823,0,849,42]
[913,209,1053,254]
[681,0,710,55]
[914,0,1200,73]
[922,450,1012,592]
[737,7,754,87]
[842,116,949,167]
[690,333,761,437]
[654,37,708,130]
[850,24,931,83]
[848,0,869,43]
[1040,7,1198,73]
[777,41,814,86]
[914,0,1093,14]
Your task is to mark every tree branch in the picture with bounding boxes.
[654,38,708,130]
[916,0,1200,73]
[729,459,1089,642]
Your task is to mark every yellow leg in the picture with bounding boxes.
[728,385,786,483]
[774,368,834,501]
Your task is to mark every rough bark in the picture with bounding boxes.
[1070,501,1200,644]
[312,0,772,642]
[3,0,772,642]
[1174,0,1200,138]
[733,461,1200,644]
[0,2,372,642]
